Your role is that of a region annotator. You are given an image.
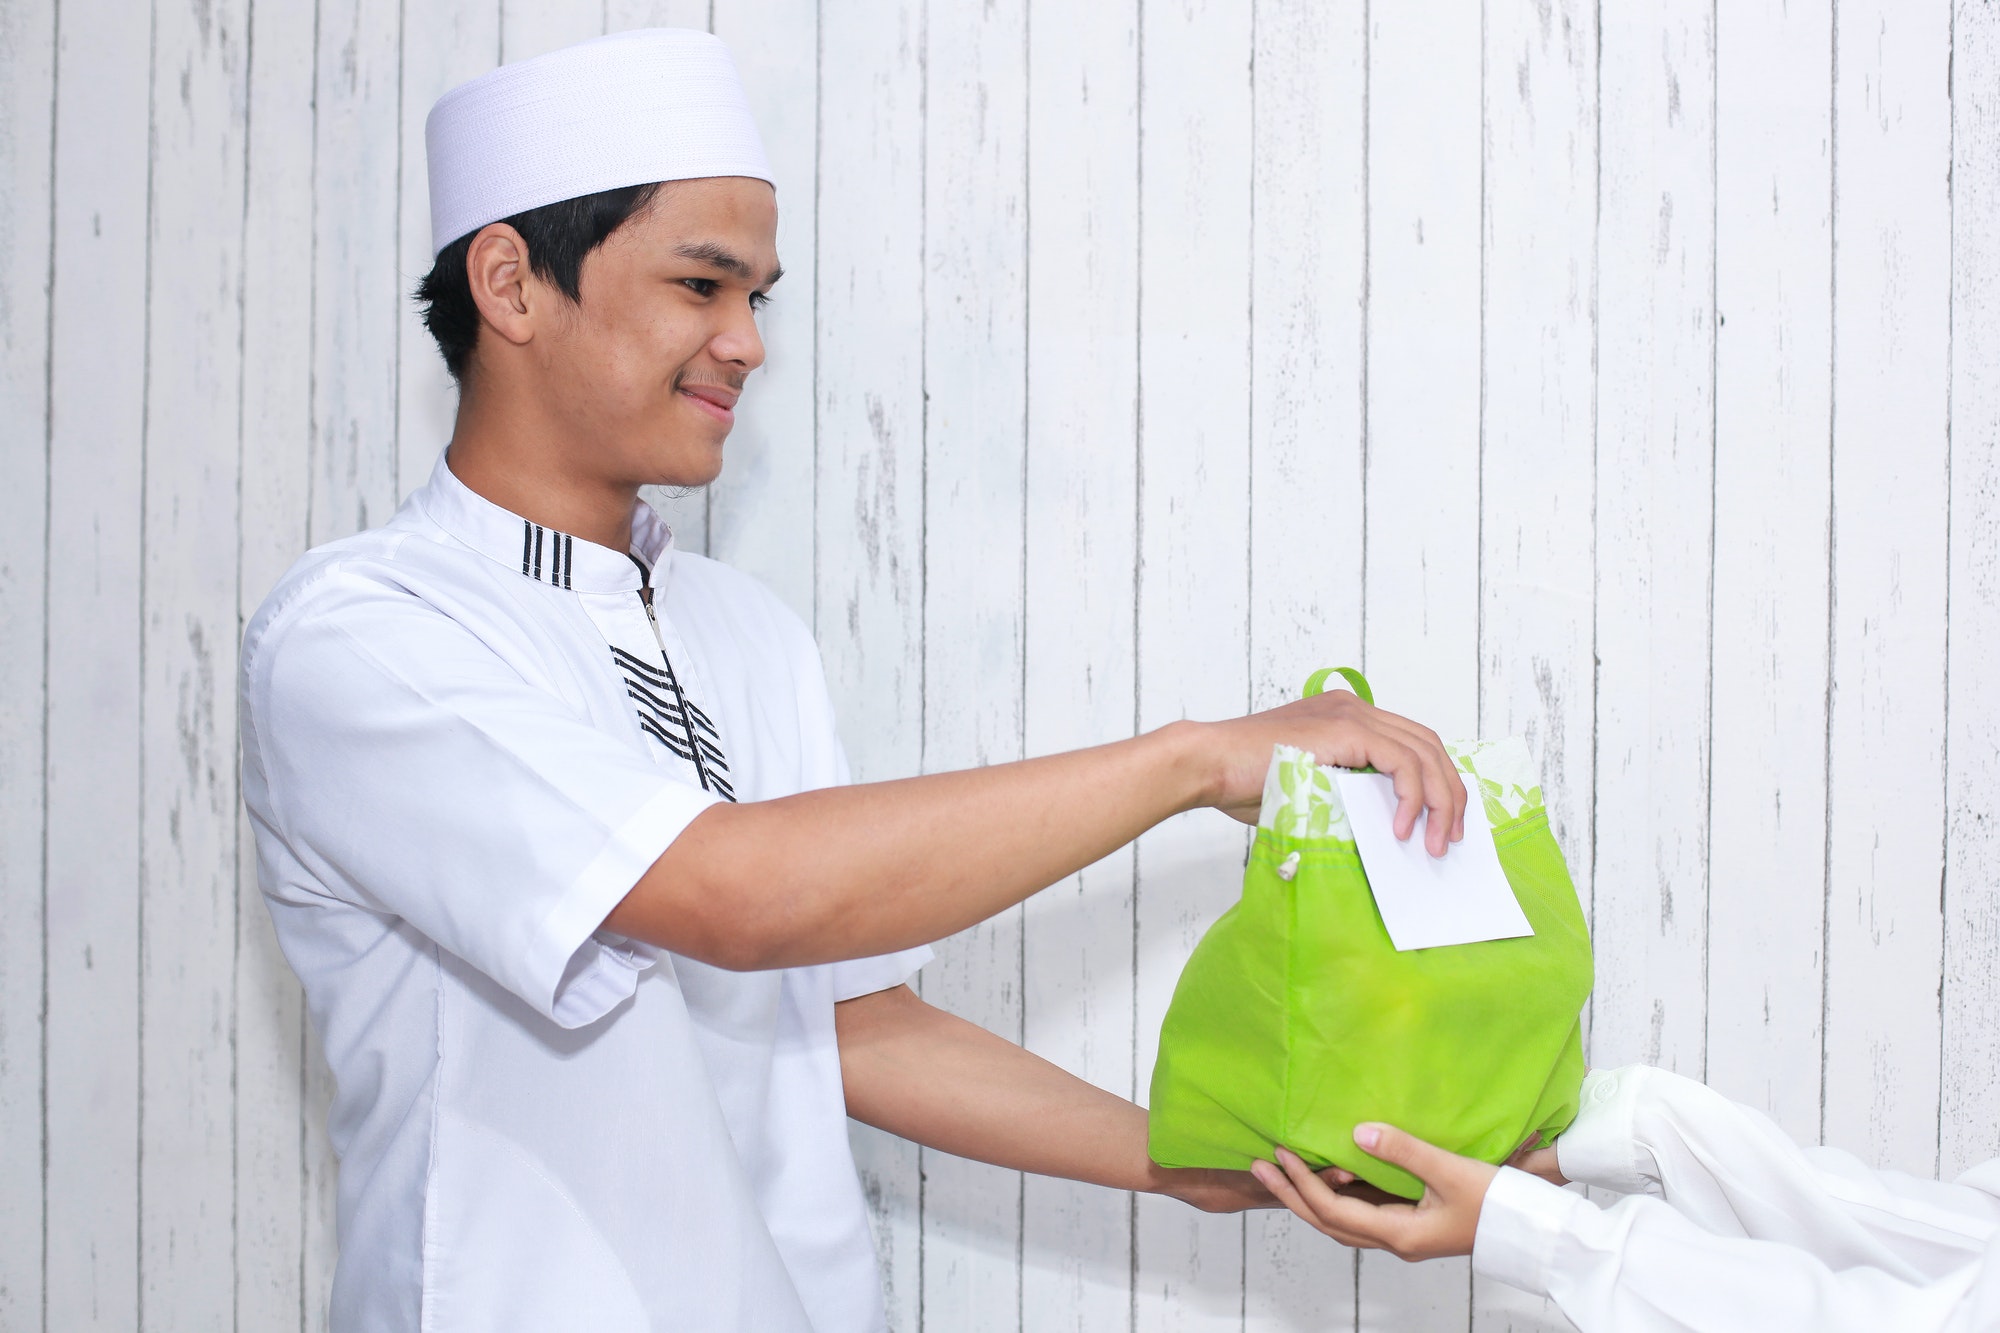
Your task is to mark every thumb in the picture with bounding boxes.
[1353,1123,1449,1187]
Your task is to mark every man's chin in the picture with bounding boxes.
[640,435,727,490]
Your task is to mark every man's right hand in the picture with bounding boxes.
[1192,688,1467,855]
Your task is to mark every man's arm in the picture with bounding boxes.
[835,983,1285,1213]
[604,690,1466,971]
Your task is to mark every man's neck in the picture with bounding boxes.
[443,391,638,553]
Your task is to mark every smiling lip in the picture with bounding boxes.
[679,384,739,423]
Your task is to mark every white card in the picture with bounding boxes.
[1331,771,1534,951]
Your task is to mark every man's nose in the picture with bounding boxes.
[711,299,766,372]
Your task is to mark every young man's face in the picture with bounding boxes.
[540,176,781,490]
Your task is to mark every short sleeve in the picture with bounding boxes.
[244,570,719,1028]
[827,946,933,1003]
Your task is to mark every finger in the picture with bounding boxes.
[1373,739,1427,842]
[1252,1159,1366,1244]
[1368,714,1467,853]
[1273,1148,1418,1249]
[1324,1165,1356,1186]
[1353,1123,1452,1194]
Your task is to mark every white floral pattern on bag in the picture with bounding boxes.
[1257,737,1544,840]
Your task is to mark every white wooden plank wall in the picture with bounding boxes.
[3,2,1996,1330]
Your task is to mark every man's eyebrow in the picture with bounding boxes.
[674,240,781,287]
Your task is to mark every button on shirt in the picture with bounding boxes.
[240,453,928,1332]
[1472,1065,2000,1330]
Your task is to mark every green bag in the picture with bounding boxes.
[1146,669,1593,1200]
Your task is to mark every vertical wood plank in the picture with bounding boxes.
[1244,0,1365,1325]
[1942,0,2000,1181]
[1358,0,1484,1322]
[395,5,500,503]
[1133,0,1253,1327]
[1823,0,1951,1176]
[313,0,402,544]
[710,0,818,616]
[1589,2,1716,1080]
[139,3,250,1325]
[42,1,151,1327]
[1473,2,1599,1323]
[816,2,928,1325]
[918,0,1030,1322]
[1705,0,1834,1145]
[1361,0,1484,743]
[236,1,323,1327]
[0,0,55,1325]
[1019,0,1140,1325]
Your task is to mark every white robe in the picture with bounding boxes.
[1474,1064,2000,1330]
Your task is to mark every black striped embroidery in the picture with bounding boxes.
[519,520,574,589]
[611,645,736,802]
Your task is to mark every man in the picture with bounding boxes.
[240,28,1468,1331]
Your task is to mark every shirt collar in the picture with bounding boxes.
[414,450,676,595]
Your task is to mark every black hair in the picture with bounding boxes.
[414,181,664,382]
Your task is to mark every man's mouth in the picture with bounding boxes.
[679,383,740,424]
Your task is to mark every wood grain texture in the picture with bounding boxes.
[1132,0,1255,1326]
[138,2,250,1324]
[1703,0,1834,1149]
[41,1,151,1325]
[1362,0,1483,742]
[1018,0,1142,1324]
[1589,0,1716,1081]
[1941,0,2000,1182]
[918,0,1031,1323]
[313,0,402,544]
[1823,0,1951,1177]
[0,0,54,1323]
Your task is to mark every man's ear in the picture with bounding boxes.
[464,222,538,350]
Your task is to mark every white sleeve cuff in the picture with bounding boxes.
[1473,1167,1594,1298]
[1556,1065,1659,1195]
[827,944,934,1003]
[532,780,721,1028]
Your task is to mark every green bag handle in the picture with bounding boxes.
[1302,666,1374,706]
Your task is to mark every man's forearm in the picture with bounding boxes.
[602,687,1467,971]
[606,723,1211,970]
[834,984,1277,1213]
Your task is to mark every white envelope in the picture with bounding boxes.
[1331,770,1535,951]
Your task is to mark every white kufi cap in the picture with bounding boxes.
[424,29,772,256]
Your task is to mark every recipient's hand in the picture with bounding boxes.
[1200,691,1467,856]
[1249,1125,1503,1261]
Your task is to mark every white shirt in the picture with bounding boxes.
[1473,1065,2000,1331]
[240,452,928,1333]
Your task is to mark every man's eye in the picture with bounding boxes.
[749,291,771,310]
[682,278,718,297]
